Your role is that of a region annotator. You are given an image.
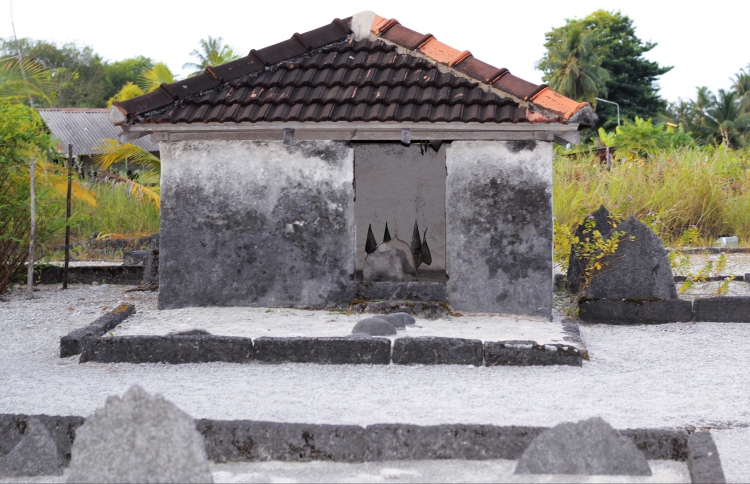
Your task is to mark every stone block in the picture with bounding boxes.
[693,296,750,322]
[351,317,396,336]
[578,299,693,324]
[122,250,151,266]
[66,385,212,483]
[587,217,677,300]
[364,424,544,461]
[350,300,449,319]
[446,140,553,318]
[158,140,355,310]
[37,265,144,285]
[484,341,582,367]
[60,303,135,357]
[515,417,651,475]
[352,281,447,302]
[254,337,390,364]
[143,250,159,284]
[620,429,689,461]
[391,337,483,366]
[0,418,62,477]
[78,336,254,364]
[196,420,365,462]
[687,431,726,484]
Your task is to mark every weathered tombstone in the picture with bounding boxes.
[363,237,417,282]
[0,418,62,478]
[143,249,159,284]
[66,385,213,483]
[515,417,651,475]
[586,216,677,300]
[351,317,397,336]
[566,205,614,294]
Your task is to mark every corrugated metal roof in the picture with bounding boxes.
[37,108,158,157]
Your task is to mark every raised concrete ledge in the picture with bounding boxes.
[0,414,706,473]
[392,337,484,366]
[60,303,136,357]
[687,431,726,483]
[78,335,254,364]
[254,337,391,365]
[579,299,694,324]
[484,341,582,367]
[38,265,144,285]
[694,297,750,322]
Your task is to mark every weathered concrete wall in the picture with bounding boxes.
[354,143,446,271]
[158,140,354,309]
[445,141,553,318]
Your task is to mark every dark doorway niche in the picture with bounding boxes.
[353,142,447,283]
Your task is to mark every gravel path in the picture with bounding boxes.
[2,283,750,480]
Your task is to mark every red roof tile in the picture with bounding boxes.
[116,13,594,127]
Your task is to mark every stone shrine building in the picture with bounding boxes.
[111,12,595,318]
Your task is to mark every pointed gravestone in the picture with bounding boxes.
[566,205,614,294]
[515,417,651,476]
[383,223,391,243]
[411,221,423,267]
[0,418,62,478]
[66,385,213,484]
[365,224,377,254]
[586,216,677,300]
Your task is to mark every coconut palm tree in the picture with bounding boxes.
[0,56,56,104]
[704,89,750,147]
[138,63,174,92]
[537,25,610,105]
[182,36,241,77]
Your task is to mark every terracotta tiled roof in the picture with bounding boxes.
[115,14,594,127]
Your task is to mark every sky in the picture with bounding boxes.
[1,0,748,105]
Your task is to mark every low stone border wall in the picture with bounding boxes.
[0,413,724,482]
[74,335,584,367]
[38,266,144,285]
[579,297,750,324]
[60,304,136,357]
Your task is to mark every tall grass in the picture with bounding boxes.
[554,146,750,246]
[55,181,160,244]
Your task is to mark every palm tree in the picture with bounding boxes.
[138,63,174,93]
[0,56,56,104]
[93,139,161,207]
[182,36,241,77]
[538,25,610,104]
[704,89,750,147]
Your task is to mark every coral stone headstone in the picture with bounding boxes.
[66,385,213,484]
[566,205,614,294]
[363,238,417,282]
[586,216,677,300]
[0,418,62,477]
[515,417,651,475]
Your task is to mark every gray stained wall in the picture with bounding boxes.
[445,141,554,319]
[354,143,446,271]
[158,140,355,309]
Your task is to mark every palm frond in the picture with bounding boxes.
[96,171,160,208]
[0,56,56,103]
[93,139,161,175]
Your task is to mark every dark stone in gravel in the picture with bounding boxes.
[351,317,396,336]
[392,337,483,366]
[694,296,750,322]
[378,312,415,328]
[515,417,651,475]
[567,205,613,295]
[0,414,84,467]
[0,418,62,477]
[196,420,365,462]
[687,431,725,484]
[60,303,135,358]
[586,217,677,300]
[254,337,391,364]
[484,341,582,367]
[350,300,449,319]
[578,299,693,324]
[78,335,253,364]
[364,424,545,461]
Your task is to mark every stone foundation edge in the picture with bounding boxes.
[579,296,750,324]
[0,414,716,480]
[60,304,136,357]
